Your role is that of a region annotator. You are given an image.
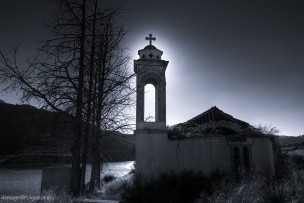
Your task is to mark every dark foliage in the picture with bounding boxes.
[290,154,304,169]
[167,127,185,139]
[267,193,286,203]
[103,175,116,183]
[121,170,212,203]
[195,152,304,202]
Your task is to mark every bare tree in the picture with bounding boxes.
[0,0,87,195]
[0,0,134,196]
[88,14,135,192]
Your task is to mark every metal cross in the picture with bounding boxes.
[145,33,156,45]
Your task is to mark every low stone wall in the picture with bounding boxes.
[40,167,72,193]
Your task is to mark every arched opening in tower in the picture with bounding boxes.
[144,84,155,122]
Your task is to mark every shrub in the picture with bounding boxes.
[121,170,212,203]
[103,175,116,183]
[121,154,304,203]
[290,154,304,168]
[195,154,304,203]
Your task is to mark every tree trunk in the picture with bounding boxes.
[72,0,86,197]
[93,18,109,190]
[81,0,97,194]
[89,143,97,192]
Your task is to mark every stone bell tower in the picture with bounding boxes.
[134,34,169,177]
[134,34,168,130]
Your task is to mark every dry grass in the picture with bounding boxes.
[196,154,304,203]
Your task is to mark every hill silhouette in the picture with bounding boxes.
[279,135,304,147]
[0,102,135,166]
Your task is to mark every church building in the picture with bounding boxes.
[134,34,280,179]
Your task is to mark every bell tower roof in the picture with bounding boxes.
[138,33,163,60]
[144,45,157,49]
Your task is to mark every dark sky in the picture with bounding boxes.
[0,0,304,136]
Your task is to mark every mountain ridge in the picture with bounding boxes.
[0,102,135,166]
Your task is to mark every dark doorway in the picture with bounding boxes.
[243,146,250,171]
[233,146,241,174]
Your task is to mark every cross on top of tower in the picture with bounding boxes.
[145,33,156,45]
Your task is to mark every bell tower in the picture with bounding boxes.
[134,34,169,130]
[134,34,169,178]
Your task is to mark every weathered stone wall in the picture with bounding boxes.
[249,137,276,175]
[136,131,231,178]
[168,137,232,175]
[136,132,277,179]
[40,167,72,193]
[136,129,169,178]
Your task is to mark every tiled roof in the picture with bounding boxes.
[186,106,249,127]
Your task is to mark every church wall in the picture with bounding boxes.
[135,129,169,179]
[164,137,232,176]
[136,132,233,178]
[249,137,275,176]
[136,132,277,179]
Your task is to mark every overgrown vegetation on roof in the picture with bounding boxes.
[168,121,276,139]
